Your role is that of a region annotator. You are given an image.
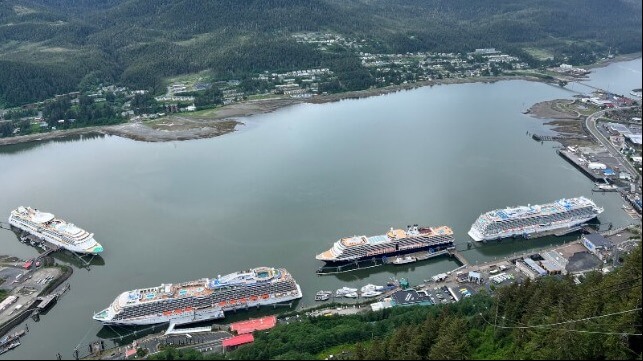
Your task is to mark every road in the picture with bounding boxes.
[585,107,639,177]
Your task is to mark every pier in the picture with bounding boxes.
[448,248,470,266]
[556,149,602,182]
[35,295,58,311]
[316,248,456,275]
[0,222,11,231]
[532,134,587,142]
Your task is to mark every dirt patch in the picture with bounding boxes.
[527,99,581,120]
[103,118,239,142]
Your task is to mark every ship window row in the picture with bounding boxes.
[340,236,453,256]
[490,207,589,226]
[486,208,593,231]
[16,218,89,244]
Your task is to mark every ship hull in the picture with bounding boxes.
[320,243,453,264]
[469,215,598,242]
[97,285,302,326]
[8,217,101,254]
[100,307,226,326]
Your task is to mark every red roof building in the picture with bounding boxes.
[222,334,254,348]
[230,315,277,335]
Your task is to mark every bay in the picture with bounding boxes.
[0,58,640,359]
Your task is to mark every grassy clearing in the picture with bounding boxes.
[166,71,212,85]
[317,343,367,360]
[524,47,554,60]
[13,5,38,15]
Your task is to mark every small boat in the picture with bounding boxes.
[0,341,21,355]
[392,255,417,265]
[361,290,383,298]
[315,291,332,301]
[344,292,358,298]
[360,284,384,293]
[335,287,358,297]
[593,183,618,192]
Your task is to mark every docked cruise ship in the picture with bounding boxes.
[468,197,603,242]
[316,225,455,263]
[8,206,103,254]
[93,267,302,326]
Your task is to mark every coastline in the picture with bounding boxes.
[1,53,640,147]
[0,75,548,147]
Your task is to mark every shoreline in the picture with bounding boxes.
[0,75,550,147]
[1,54,640,147]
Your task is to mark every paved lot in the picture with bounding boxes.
[0,267,61,326]
[421,285,456,305]
[566,251,602,273]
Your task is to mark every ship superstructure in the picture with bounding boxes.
[316,225,454,263]
[93,267,302,326]
[9,206,103,254]
[468,197,603,242]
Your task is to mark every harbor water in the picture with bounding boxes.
[0,58,640,359]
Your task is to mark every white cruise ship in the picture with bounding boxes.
[9,206,103,254]
[93,267,302,326]
[468,197,603,242]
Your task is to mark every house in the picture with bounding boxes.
[468,271,482,284]
[625,134,642,148]
[582,233,613,261]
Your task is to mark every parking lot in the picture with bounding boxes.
[421,285,457,305]
[0,266,61,326]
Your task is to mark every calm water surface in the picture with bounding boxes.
[0,58,640,359]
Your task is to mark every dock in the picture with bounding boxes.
[35,295,58,311]
[557,149,602,182]
[316,248,456,275]
[532,134,587,142]
[448,248,470,266]
[317,258,386,275]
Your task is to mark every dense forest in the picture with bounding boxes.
[148,245,641,360]
[0,0,641,106]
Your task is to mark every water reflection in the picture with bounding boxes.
[0,133,105,155]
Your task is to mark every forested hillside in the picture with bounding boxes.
[148,245,642,360]
[0,0,641,106]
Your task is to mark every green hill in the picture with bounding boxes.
[0,0,641,106]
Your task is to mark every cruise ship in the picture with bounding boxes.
[92,267,302,326]
[468,197,603,242]
[316,225,455,263]
[8,206,103,254]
